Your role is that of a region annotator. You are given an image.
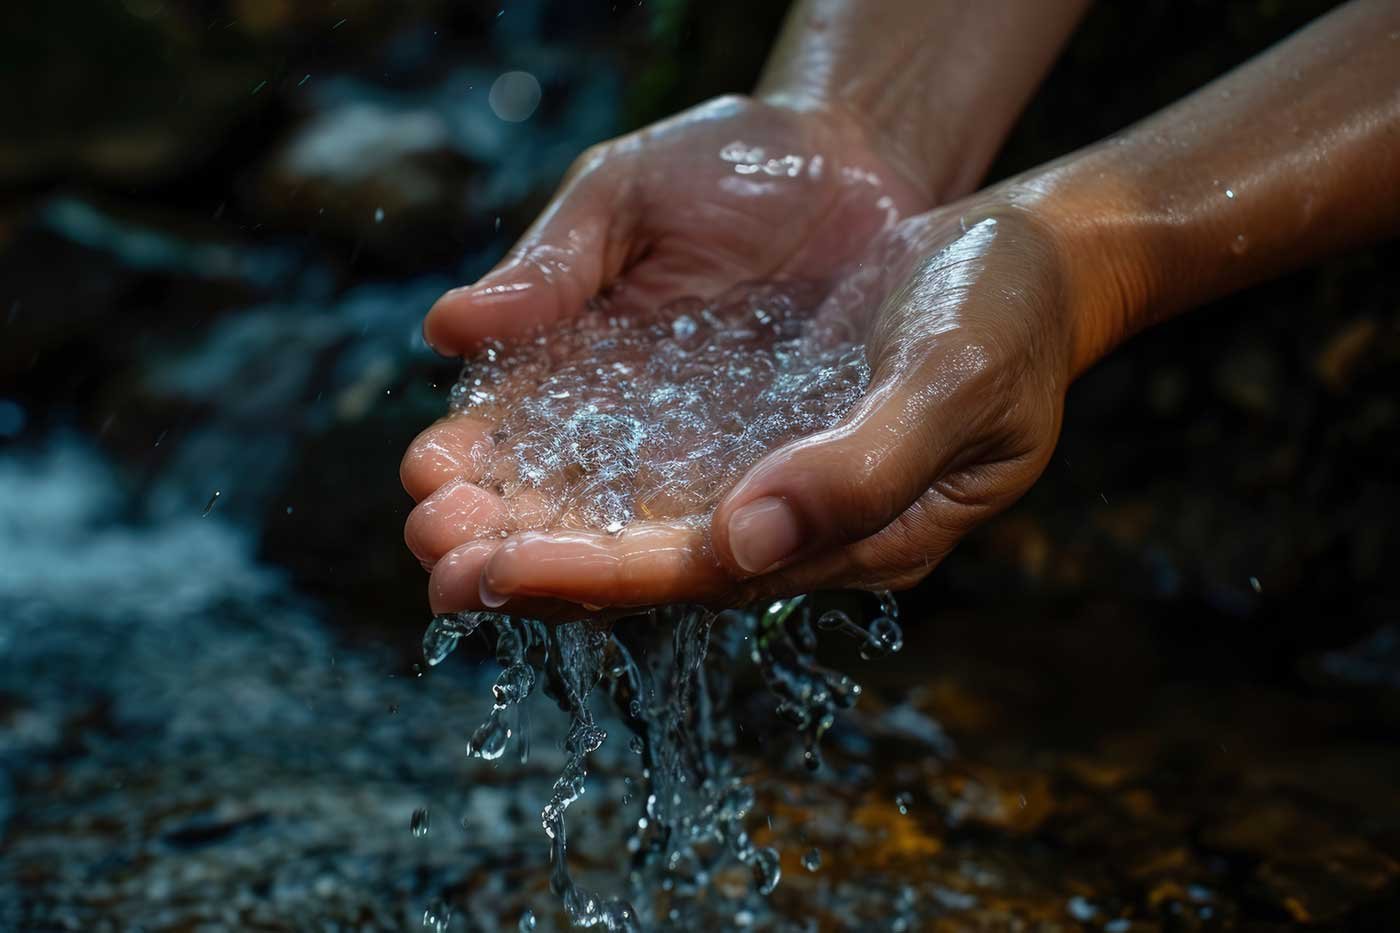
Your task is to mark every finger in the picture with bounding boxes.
[404,478,512,566]
[478,521,733,610]
[400,416,497,501]
[709,214,1030,580]
[423,147,636,355]
[709,344,988,578]
[429,540,573,620]
[748,485,977,599]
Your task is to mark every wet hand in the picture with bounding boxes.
[420,95,929,356]
[406,199,1076,616]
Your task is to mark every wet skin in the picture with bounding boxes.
[404,0,1400,618]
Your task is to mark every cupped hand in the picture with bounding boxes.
[404,188,1077,617]
[421,95,931,356]
[403,94,932,614]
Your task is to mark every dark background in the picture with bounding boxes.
[2,1,1398,929]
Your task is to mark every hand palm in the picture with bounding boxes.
[422,96,929,355]
[404,100,1066,620]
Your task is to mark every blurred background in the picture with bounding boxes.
[2,0,1398,929]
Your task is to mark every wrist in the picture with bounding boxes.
[755,0,1091,205]
[972,161,1163,381]
[754,77,997,207]
[751,81,938,203]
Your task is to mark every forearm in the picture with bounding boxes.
[756,0,1090,202]
[1017,0,1400,377]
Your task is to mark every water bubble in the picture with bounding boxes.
[801,848,822,871]
[489,71,542,122]
[449,282,870,546]
[410,807,430,838]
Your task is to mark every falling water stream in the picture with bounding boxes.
[419,281,906,928]
[423,596,904,930]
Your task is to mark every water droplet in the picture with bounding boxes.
[860,616,904,659]
[201,490,221,517]
[801,848,822,871]
[517,910,536,932]
[423,612,485,666]
[1224,188,1236,199]
[1231,233,1249,255]
[1249,575,1262,593]
[751,846,781,895]
[1067,895,1098,922]
[422,899,452,932]
[895,791,913,815]
[410,807,430,838]
[629,735,645,755]
[374,207,385,223]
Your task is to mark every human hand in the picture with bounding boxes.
[420,94,929,357]
[405,198,1077,617]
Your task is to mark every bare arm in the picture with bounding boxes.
[757,0,1092,202]
[1012,0,1400,376]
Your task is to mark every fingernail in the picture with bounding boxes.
[727,496,802,574]
[479,572,509,608]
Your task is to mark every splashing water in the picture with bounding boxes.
[428,598,903,928]
[428,282,905,926]
[410,807,431,838]
[447,280,870,533]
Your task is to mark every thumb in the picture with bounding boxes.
[424,148,634,355]
[710,220,1018,577]
[710,346,988,577]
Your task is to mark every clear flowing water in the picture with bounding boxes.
[430,283,905,928]
[447,281,870,533]
[424,598,904,930]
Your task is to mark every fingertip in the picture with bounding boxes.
[425,266,561,355]
[480,534,528,601]
[721,495,803,576]
[428,540,499,614]
[400,417,495,501]
[404,478,512,565]
[423,286,482,357]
